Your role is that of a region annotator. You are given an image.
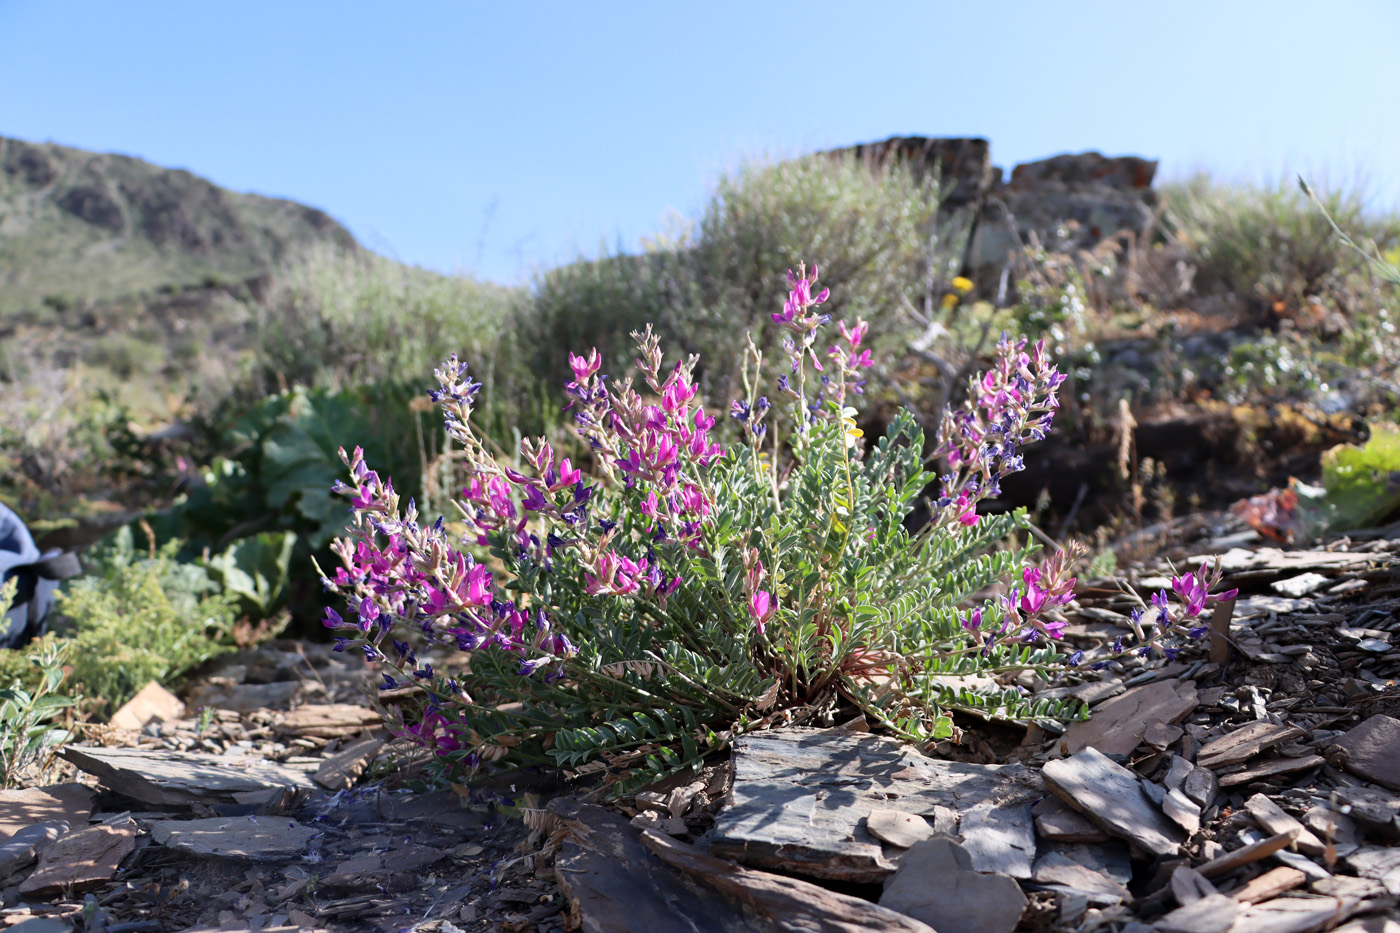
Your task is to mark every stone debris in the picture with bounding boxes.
[107,679,185,731]
[312,735,385,791]
[1246,793,1327,856]
[878,838,1027,933]
[641,827,940,933]
[1032,795,1110,842]
[1042,748,1183,857]
[547,797,771,933]
[709,728,1038,882]
[0,784,93,838]
[1155,892,1239,933]
[1229,895,1352,933]
[1219,754,1326,787]
[0,821,67,877]
[1328,715,1400,791]
[1347,847,1400,896]
[1170,865,1219,905]
[1032,850,1131,902]
[147,815,319,860]
[1061,678,1199,756]
[185,679,318,711]
[273,703,383,739]
[866,808,937,849]
[1163,787,1203,834]
[18,821,138,896]
[1272,572,1331,597]
[61,745,317,807]
[1230,866,1307,903]
[1331,786,1400,841]
[1196,721,1304,770]
[1198,830,1300,879]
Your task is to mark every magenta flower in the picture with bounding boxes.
[749,590,775,635]
[569,348,602,383]
[838,318,868,348]
[1020,567,1049,615]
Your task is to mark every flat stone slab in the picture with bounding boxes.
[274,704,383,738]
[1218,754,1324,787]
[709,728,1040,883]
[1196,721,1304,770]
[547,798,776,933]
[1329,715,1400,791]
[1329,786,1400,841]
[1347,846,1400,896]
[641,828,938,933]
[878,838,1027,933]
[1271,572,1330,597]
[62,745,317,807]
[1041,747,1184,857]
[0,822,67,877]
[1032,851,1130,902]
[313,735,385,791]
[1245,794,1325,856]
[1231,896,1357,933]
[0,784,93,839]
[148,816,319,861]
[1155,893,1238,933]
[1033,795,1110,842]
[866,808,936,848]
[1062,679,1199,757]
[108,680,185,732]
[19,822,137,895]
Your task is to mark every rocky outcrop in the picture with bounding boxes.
[837,136,1160,286]
[847,136,996,210]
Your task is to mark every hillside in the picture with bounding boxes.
[0,135,358,315]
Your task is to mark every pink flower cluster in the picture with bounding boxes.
[763,266,875,431]
[932,334,1066,530]
[563,328,724,563]
[324,446,575,675]
[1116,561,1238,661]
[961,546,1080,652]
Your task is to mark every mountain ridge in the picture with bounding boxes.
[0,135,359,315]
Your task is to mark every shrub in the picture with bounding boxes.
[1164,173,1391,311]
[0,616,77,789]
[2,529,241,715]
[513,152,956,407]
[322,266,1109,794]
[84,333,158,380]
[253,243,521,392]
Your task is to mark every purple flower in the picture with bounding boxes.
[961,608,984,633]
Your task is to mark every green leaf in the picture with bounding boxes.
[202,531,297,617]
[1310,422,1400,532]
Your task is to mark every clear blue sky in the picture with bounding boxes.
[2,1,1396,285]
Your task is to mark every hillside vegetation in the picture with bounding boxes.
[0,136,356,316]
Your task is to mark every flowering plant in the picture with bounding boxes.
[322,264,1090,792]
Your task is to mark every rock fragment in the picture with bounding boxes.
[1328,715,1400,791]
[1042,748,1184,857]
[878,838,1027,933]
[19,822,137,896]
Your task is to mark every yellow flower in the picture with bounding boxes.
[942,293,959,310]
[952,276,974,294]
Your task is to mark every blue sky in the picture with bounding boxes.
[2,1,1396,285]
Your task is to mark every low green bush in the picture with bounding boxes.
[513,151,956,407]
[1165,173,1392,310]
[0,529,241,716]
[253,243,520,392]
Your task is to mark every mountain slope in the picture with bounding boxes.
[0,136,358,314]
